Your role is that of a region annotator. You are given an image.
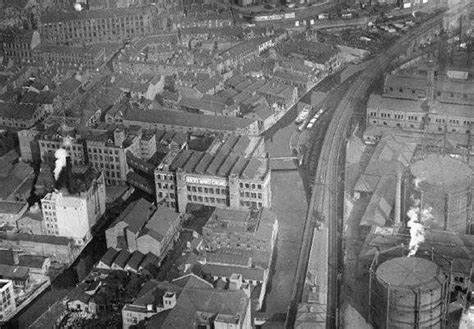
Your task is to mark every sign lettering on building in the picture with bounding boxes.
[186,176,227,187]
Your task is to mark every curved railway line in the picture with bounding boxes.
[285,6,469,328]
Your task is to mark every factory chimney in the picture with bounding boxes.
[54,155,75,194]
[394,170,402,225]
[427,63,435,104]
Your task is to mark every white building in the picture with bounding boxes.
[41,170,106,245]
[0,279,16,322]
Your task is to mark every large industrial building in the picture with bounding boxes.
[41,162,106,245]
[410,155,472,234]
[39,6,158,46]
[367,70,474,136]
[154,134,271,212]
[369,257,448,329]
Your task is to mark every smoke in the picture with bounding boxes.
[407,205,424,257]
[406,176,432,257]
[63,136,73,148]
[406,204,433,257]
[54,148,68,181]
[74,3,83,11]
[413,177,423,189]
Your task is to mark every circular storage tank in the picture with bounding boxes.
[371,257,447,329]
[410,155,471,233]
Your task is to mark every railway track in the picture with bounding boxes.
[286,8,458,328]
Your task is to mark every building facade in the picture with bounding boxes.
[0,279,16,322]
[0,103,47,129]
[41,170,106,245]
[155,135,271,212]
[86,127,140,186]
[39,6,158,46]
[1,30,41,65]
[38,127,87,167]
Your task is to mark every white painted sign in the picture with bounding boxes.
[186,176,227,187]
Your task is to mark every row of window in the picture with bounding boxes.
[239,182,263,190]
[372,113,473,126]
[157,182,175,190]
[240,200,263,208]
[156,174,174,181]
[42,15,146,28]
[157,191,175,199]
[88,148,119,155]
[239,191,263,199]
[187,194,228,205]
[186,185,227,195]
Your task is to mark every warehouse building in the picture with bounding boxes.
[39,6,158,46]
[155,134,270,212]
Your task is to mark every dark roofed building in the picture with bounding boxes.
[96,247,119,270]
[111,249,131,270]
[135,274,251,329]
[123,109,260,136]
[0,103,47,129]
[124,251,145,273]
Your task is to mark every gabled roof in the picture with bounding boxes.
[112,249,130,269]
[116,198,154,234]
[126,251,145,271]
[360,175,396,227]
[99,247,119,267]
[157,280,249,328]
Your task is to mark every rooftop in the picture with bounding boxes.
[143,207,180,243]
[0,102,38,120]
[367,94,427,113]
[124,109,256,133]
[41,6,153,24]
[410,154,471,191]
[0,200,27,215]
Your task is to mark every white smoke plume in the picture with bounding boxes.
[54,148,68,181]
[74,3,83,12]
[407,205,424,257]
[413,177,424,189]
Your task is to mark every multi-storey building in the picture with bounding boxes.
[122,274,251,329]
[155,134,270,212]
[123,108,261,136]
[0,279,16,322]
[39,6,158,46]
[41,167,106,245]
[0,103,48,129]
[85,127,140,186]
[1,30,41,65]
[33,44,106,71]
[203,208,278,255]
[105,198,183,262]
[367,72,474,136]
[38,125,87,167]
[18,128,41,163]
[139,130,156,161]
